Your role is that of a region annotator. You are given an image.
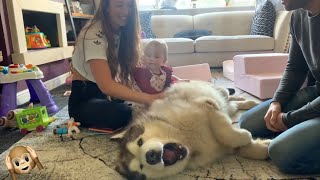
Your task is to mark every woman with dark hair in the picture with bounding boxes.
[68,0,163,130]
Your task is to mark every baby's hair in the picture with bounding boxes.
[144,40,168,63]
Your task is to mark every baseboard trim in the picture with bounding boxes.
[17,73,70,105]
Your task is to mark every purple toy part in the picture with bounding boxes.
[26,79,59,114]
[0,82,17,117]
[26,80,40,103]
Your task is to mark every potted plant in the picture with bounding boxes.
[191,0,197,8]
[225,0,231,6]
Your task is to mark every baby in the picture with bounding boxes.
[133,40,183,94]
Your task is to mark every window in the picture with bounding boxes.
[138,0,157,10]
[137,0,255,10]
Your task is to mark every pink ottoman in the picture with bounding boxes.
[172,63,212,82]
[223,60,234,81]
[233,53,289,99]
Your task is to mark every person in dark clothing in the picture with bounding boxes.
[239,0,320,174]
[68,0,163,130]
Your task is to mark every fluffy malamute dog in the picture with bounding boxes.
[113,81,271,179]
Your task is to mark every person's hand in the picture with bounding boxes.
[145,93,165,106]
[5,155,13,170]
[176,79,190,83]
[270,112,288,132]
[264,102,282,132]
[26,146,38,159]
[271,113,288,132]
[152,92,165,101]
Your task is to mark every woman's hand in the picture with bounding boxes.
[264,101,282,132]
[145,92,165,106]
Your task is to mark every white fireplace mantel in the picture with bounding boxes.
[6,0,73,65]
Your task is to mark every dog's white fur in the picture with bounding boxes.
[114,81,271,179]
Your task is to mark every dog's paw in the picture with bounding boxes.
[228,96,246,101]
[258,139,272,147]
[237,138,272,160]
[237,129,252,146]
[237,100,259,110]
[194,97,220,110]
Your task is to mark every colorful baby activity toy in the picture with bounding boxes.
[0,64,59,117]
[25,26,51,49]
[16,106,55,134]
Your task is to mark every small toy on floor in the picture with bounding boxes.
[0,103,34,129]
[53,118,81,141]
[15,105,56,134]
[5,146,44,180]
[88,127,123,134]
[63,90,71,96]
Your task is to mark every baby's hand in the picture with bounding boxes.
[177,79,190,83]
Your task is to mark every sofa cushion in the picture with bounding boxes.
[173,29,212,40]
[251,0,276,37]
[139,12,156,38]
[195,35,274,52]
[142,38,194,54]
[193,11,255,36]
[256,0,284,12]
[151,15,193,38]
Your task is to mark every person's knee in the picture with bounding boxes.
[112,104,132,129]
[239,112,255,131]
[268,141,294,174]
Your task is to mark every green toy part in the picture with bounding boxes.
[15,106,55,134]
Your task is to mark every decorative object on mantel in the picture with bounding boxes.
[25,26,51,49]
[70,0,83,14]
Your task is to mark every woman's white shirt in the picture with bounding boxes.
[72,21,120,82]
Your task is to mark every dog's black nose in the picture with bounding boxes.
[146,150,162,165]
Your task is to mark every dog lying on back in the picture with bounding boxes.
[113,81,271,179]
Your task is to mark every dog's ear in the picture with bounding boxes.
[124,125,145,143]
[110,130,127,141]
[110,125,144,143]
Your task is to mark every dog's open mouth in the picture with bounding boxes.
[163,143,187,166]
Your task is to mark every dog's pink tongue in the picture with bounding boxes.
[163,149,176,162]
[163,150,176,160]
